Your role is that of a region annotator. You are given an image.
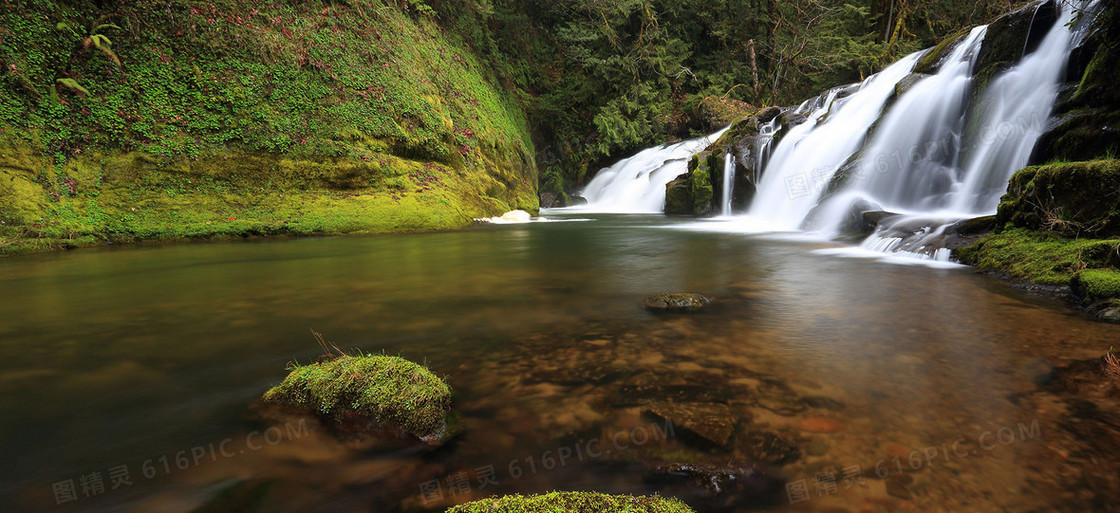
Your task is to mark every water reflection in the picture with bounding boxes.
[0,214,1116,512]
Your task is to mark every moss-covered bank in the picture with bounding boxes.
[956,160,1120,321]
[446,492,695,513]
[262,354,451,442]
[0,0,537,255]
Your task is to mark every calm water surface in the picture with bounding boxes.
[1,214,1115,512]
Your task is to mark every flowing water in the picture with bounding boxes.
[572,128,729,213]
[1,217,1117,513]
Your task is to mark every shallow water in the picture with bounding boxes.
[1,214,1116,512]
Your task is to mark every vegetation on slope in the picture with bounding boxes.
[0,0,537,254]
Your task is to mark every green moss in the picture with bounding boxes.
[0,0,538,255]
[687,152,715,216]
[913,28,970,74]
[996,159,1120,237]
[262,354,451,441]
[1071,269,1120,302]
[446,492,695,513]
[955,228,1120,285]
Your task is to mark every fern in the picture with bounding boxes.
[55,78,90,96]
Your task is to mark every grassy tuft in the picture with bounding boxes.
[1071,269,1120,302]
[446,492,695,513]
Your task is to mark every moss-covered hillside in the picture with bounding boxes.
[0,0,537,255]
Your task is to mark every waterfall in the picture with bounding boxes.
[743,0,1091,261]
[720,151,735,216]
[572,127,729,213]
[746,52,924,231]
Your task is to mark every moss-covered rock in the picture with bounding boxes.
[643,293,713,313]
[664,175,693,216]
[995,160,1120,237]
[913,29,971,74]
[1071,269,1120,302]
[954,228,1120,285]
[696,96,756,131]
[446,492,695,513]
[262,355,451,443]
[687,152,716,217]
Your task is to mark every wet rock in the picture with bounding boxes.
[835,199,886,239]
[780,112,809,128]
[894,73,930,99]
[569,196,589,206]
[798,417,845,433]
[664,175,693,216]
[609,372,740,407]
[644,402,737,448]
[802,396,847,411]
[757,106,782,123]
[1099,306,1120,324]
[646,463,784,503]
[642,293,712,313]
[539,192,562,208]
[952,215,997,235]
[734,431,801,465]
[756,381,806,416]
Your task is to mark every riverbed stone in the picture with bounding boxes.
[734,430,801,465]
[643,402,737,448]
[643,293,712,313]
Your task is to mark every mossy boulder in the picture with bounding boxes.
[446,492,695,513]
[664,175,694,216]
[696,96,756,131]
[996,160,1120,237]
[687,152,717,217]
[643,293,712,313]
[262,355,451,443]
[1071,269,1120,302]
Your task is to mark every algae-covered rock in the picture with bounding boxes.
[262,355,451,443]
[446,491,695,513]
[643,293,712,313]
[643,402,736,448]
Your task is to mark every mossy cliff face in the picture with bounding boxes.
[0,0,537,255]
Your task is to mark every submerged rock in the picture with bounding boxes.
[646,463,784,505]
[644,402,737,448]
[734,430,801,465]
[642,293,712,313]
[261,355,452,444]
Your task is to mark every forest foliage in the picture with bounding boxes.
[425,0,1019,195]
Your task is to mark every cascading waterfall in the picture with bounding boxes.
[750,0,1092,262]
[746,52,924,230]
[555,0,1098,266]
[571,127,729,213]
[720,151,735,216]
